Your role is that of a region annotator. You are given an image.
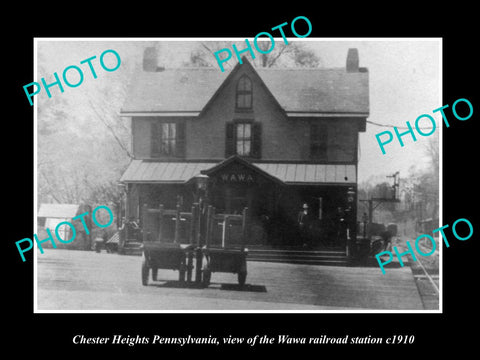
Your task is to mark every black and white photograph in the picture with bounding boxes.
[33,38,441,312]
[6,9,478,355]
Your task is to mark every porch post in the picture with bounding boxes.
[174,203,181,245]
[190,204,196,246]
[157,204,164,242]
[142,203,148,243]
[205,205,213,248]
[193,203,202,283]
[241,207,248,252]
[124,184,129,242]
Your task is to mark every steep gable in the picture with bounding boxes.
[199,57,286,118]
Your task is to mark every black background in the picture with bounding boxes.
[5,5,478,356]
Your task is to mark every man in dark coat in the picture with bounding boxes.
[298,203,313,247]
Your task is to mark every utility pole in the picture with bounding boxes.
[386,171,400,200]
[359,172,401,239]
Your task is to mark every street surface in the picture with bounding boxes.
[36,249,426,311]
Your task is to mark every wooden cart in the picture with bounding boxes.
[141,242,194,285]
[139,203,249,287]
[200,206,248,287]
[141,204,195,286]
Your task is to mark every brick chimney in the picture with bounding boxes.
[346,48,359,72]
[143,47,158,72]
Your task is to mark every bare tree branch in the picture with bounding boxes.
[87,98,133,159]
[200,42,233,69]
[266,44,289,67]
[39,171,63,203]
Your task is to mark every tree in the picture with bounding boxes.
[36,41,144,207]
[424,134,439,178]
[419,134,439,221]
[182,41,321,69]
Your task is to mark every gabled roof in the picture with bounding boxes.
[37,204,79,219]
[121,58,369,115]
[259,68,368,114]
[122,67,225,114]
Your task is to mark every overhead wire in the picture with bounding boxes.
[366,120,435,130]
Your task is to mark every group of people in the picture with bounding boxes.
[297,203,348,248]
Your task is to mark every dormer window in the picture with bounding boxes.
[236,75,252,110]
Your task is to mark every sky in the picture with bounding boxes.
[36,38,441,184]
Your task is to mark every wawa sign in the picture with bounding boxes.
[217,171,256,184]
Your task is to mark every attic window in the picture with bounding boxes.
[236,75,252,110]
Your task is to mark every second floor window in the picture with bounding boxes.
[310,123,356,162]
[151,121,185,158]
[236,123,252,156]
[310,123,328,160]
[161,123,176,155]
[226,121,261,159]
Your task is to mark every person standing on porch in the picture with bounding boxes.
[298,203,313,248]
[335,207,347,247]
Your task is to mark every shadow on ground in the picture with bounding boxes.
[352,256,404,269]
[149,280,267,292]
[150,281,204,289]
[219,283,267,292]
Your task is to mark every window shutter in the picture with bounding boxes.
[252,122,262,159]
[358,119,366,132]
[225,122,235,157]
[310,123,318,159]
[150,121,162,157]
[176,122,186,158]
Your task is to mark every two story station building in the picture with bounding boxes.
[119,46,369,252]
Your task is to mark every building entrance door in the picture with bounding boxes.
[225,186,249,215]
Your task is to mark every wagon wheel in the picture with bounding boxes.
[238,271,247,286]
[179,262,186,283]
[202,268,211,287]
[141,258,149,286]
[186,254,193,283]
[202,255,211,287]
[151,268,158,281]
[237,260,247,286]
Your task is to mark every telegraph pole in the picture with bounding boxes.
[386,171,400,200]
[359,172,401,238]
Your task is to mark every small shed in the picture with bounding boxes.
[37,203,92,250]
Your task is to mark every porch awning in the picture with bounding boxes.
[255,163,356,184]
[120,160,356,185]
[119,160,215,183]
